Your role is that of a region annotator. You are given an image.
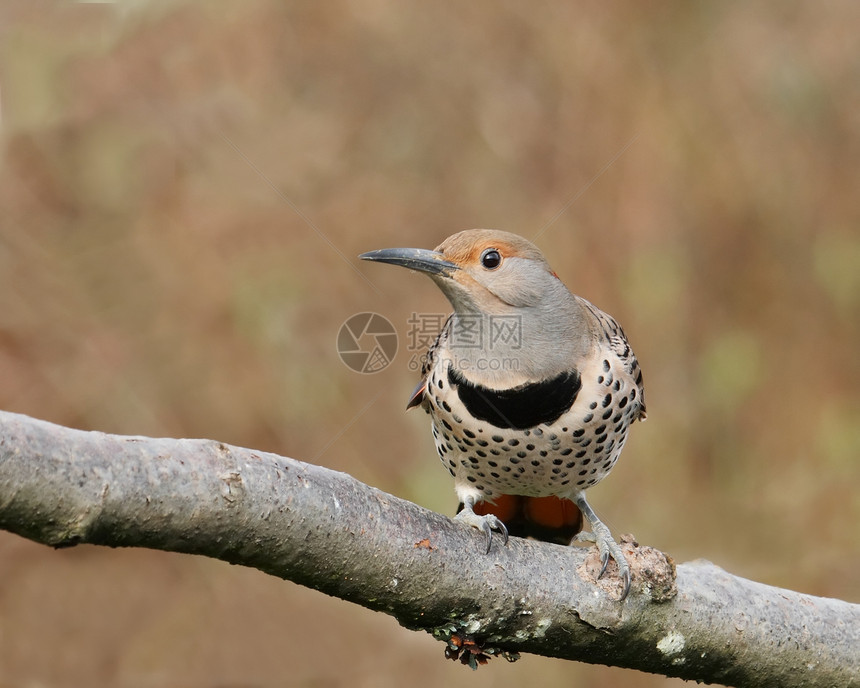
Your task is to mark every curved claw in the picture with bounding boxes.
[620,568,631,601]
[479,514,508,553]
[455,508,509,553]
[572,493,632,601]
[598,550,610,579]
[589,532,630,599]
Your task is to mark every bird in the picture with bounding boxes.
[360,229,646,599]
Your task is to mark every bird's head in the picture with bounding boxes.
[361,229,593,384]
[359,229,563,316]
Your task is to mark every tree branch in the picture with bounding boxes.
[0,410,857,686]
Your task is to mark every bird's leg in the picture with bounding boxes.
[454,495,509,554]
[570,492,631,599]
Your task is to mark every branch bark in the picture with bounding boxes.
[0,410,857,686]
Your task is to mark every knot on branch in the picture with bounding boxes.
[577,534,677,602]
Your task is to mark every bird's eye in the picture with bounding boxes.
[480,248,502,270]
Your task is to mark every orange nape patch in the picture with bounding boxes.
[473,495,583,545]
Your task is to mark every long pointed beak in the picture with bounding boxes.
[359,247,459,276]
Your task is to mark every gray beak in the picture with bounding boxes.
[359,247,459,276]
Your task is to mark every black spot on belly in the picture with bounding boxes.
[602,393,613,408]
[448,367,581,430]
[463,429,476,439]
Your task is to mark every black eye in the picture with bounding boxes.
[480,248,502,270]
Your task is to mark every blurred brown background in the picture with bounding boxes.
[0,1,858,686]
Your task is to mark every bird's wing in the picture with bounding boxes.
[406,314,453,411]
[578,298,647,420]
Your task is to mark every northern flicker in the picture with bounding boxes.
[360,229,646,599]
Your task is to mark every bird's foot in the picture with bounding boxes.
[573,522,631,600]
[455,507,509,554]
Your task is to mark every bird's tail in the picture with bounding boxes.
[458,495,583,545]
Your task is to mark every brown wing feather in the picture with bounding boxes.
[578,298,647,420]
[405,315,453,412]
